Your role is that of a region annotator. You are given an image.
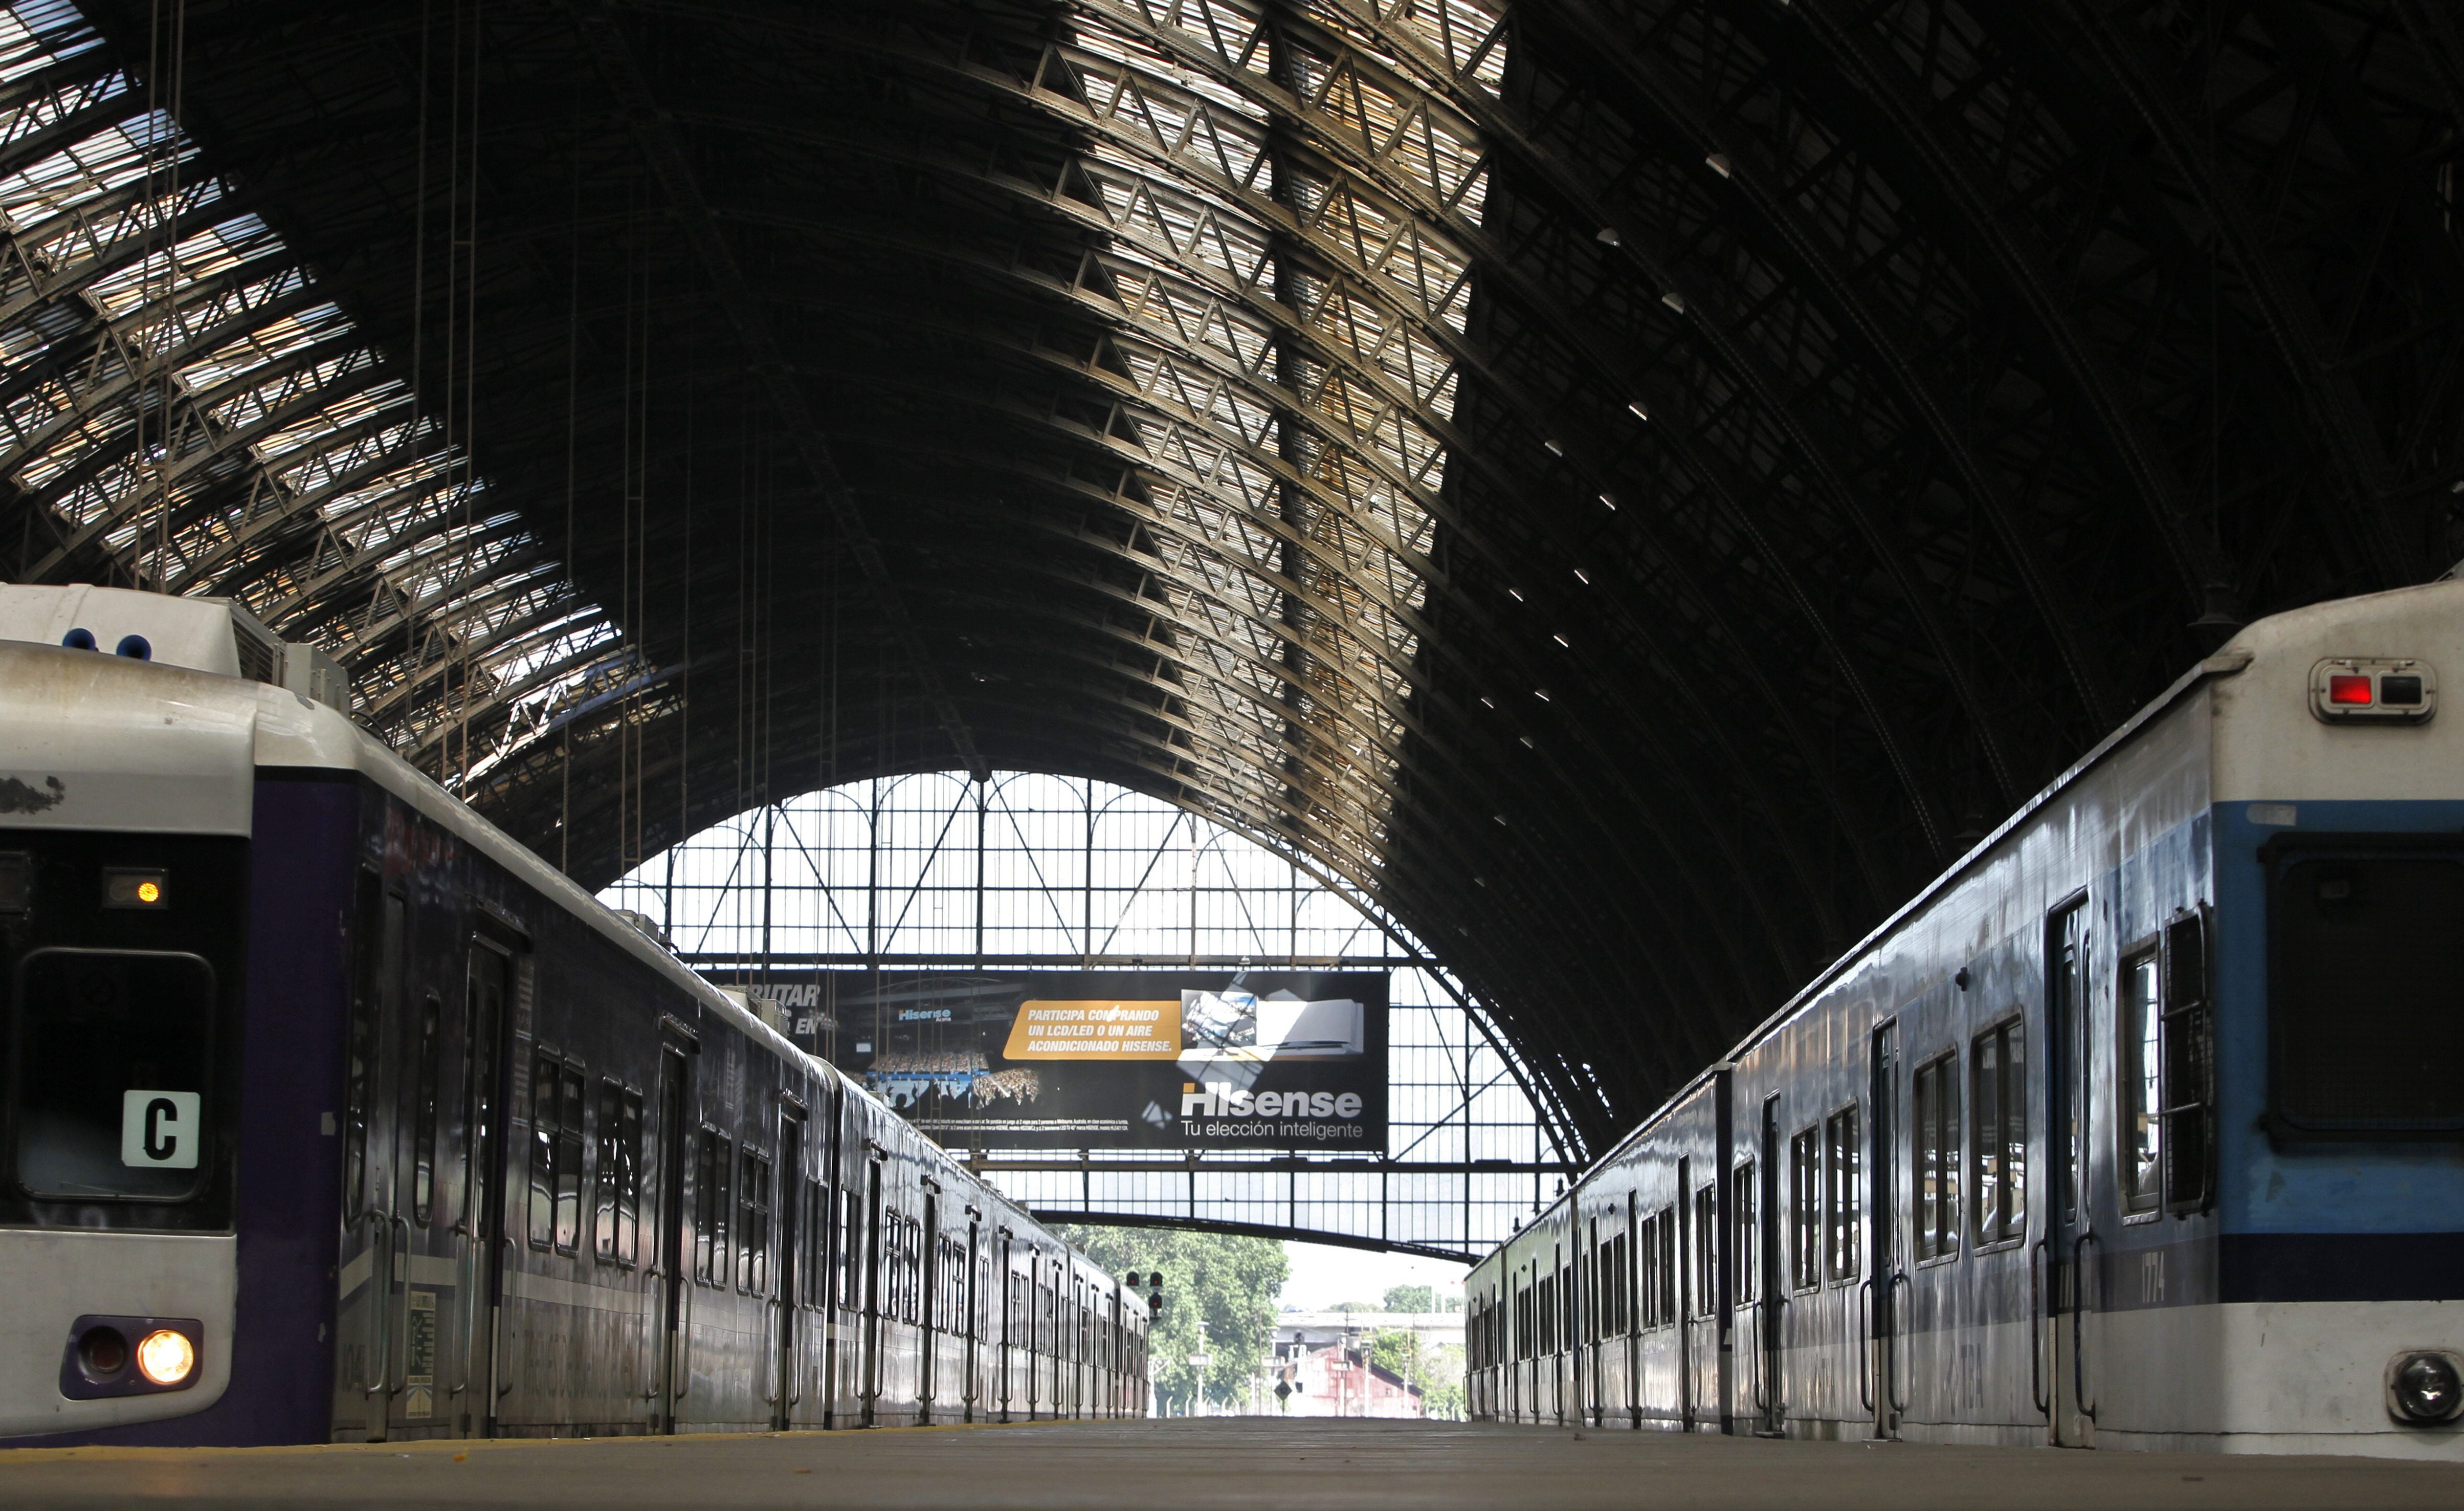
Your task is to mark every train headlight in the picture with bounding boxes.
[135,1328,196,1387]
[2390,1351,2463,1425]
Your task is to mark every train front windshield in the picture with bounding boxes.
[2271,850,2464,1136]
[12,949,218,1200]
[0,833,245,1230]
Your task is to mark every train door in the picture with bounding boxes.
[2046,897,2095,1447]
[333,871,403,1440]
[997,1234,1014,1421]
[1756,1096,1783,1436]
[459,937,516,1437]
[1625,1193,1640,1428]
[1674,1157,1692,1430]
[1585,1215,1601,1427]
[1868,1021,1902,1440]
[860,1156,884,1425]
[919,1193,940,1419]
[771,1106,806,1429]
[963,1220,982,1422]
[651,1040,693,1433]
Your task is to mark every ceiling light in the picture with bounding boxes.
[1573,569,1589,585]
[1543,439,1564,457]
[1661,291,1687,314]
[1595,227,1621,246]
[1534,689,1551,702]
[1628,401,1650,422]
[1705,152,1732,178]
[1552,634,1570,647]
[1599,494,1617,511]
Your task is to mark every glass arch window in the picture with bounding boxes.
[600,771,1562,1255]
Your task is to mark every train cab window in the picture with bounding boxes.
[2121,952,2163,1215]
[1729,1161,1757,1303]
[694,1129,731,1284]
[1971,1019,2027,1245]
[527,1052,586,1253]
[9,949,217,1202]
[2273,856,2464,1132]
[738,1149,771,1295]
[1912,1052,1959,1260]
[593,1081,642,1265]
[1789,1126,1820,1289]
[1825,1106,1861,1282]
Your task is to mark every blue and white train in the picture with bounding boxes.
[0,583,1147,1444]
[1469,581,2464,1456]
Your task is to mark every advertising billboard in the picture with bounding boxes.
[743,970,1387,1151]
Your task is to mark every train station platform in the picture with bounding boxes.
[6,1418,2462,1509]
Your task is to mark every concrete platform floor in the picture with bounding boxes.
[5,1418,2463,1510]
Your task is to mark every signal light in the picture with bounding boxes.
[103,869,170,909]
[2328,674,2373,705]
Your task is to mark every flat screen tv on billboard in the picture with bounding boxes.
[740,970,1387,1151]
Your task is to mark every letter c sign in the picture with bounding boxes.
[121,1090,201,1169]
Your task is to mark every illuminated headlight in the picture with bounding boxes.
[58,1315,202,1398]
[136,1328,197,1386]
[2389,1351,2464,1426]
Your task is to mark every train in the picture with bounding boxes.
[1469,579,2464,1457]
[0,582,1147,1444]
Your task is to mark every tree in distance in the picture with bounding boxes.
[1054,1225,1287,1415]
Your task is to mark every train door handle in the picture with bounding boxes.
[495,1236,517,1398]
[1855,1278,1874,1412]
[2071,1232,2100,1420]
[2029,1237,2049,1416]
[1886,1272,1911,1415]
[673,1280,695,1400]
[386,1214,413,1396]
[364,1215,393,1398]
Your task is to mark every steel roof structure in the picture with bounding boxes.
[4,0,2460,1152]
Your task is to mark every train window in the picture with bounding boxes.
[9,949,217,1201]
[2121,951,2163,1215]
[1912,1052,1959,1260]
[1656,1204,1676,1322]
[840,1187,863,1307]
[1636,1215,1657,1328]
[1971,1019,2027,1245]
[804,1178,828,1307]
[593,1082,642,1265]
[1612,1231,1632,1335]
[2161,912,2213,1211]
[1789,1126,1820,1289]
[342,873,387,1217]
[1692,1185,1716,1317]
[695,1130,731,1284]
[553,1065,585,1253]
[738,1149,771,1295]
[1730,1162,1757,1303]
[1825,1106,1860,1282]
[410,993,441,1225]
[459,947,508,1237]
[527,1053,557,1249]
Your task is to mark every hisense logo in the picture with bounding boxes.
[1179,1082,1362,1119]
